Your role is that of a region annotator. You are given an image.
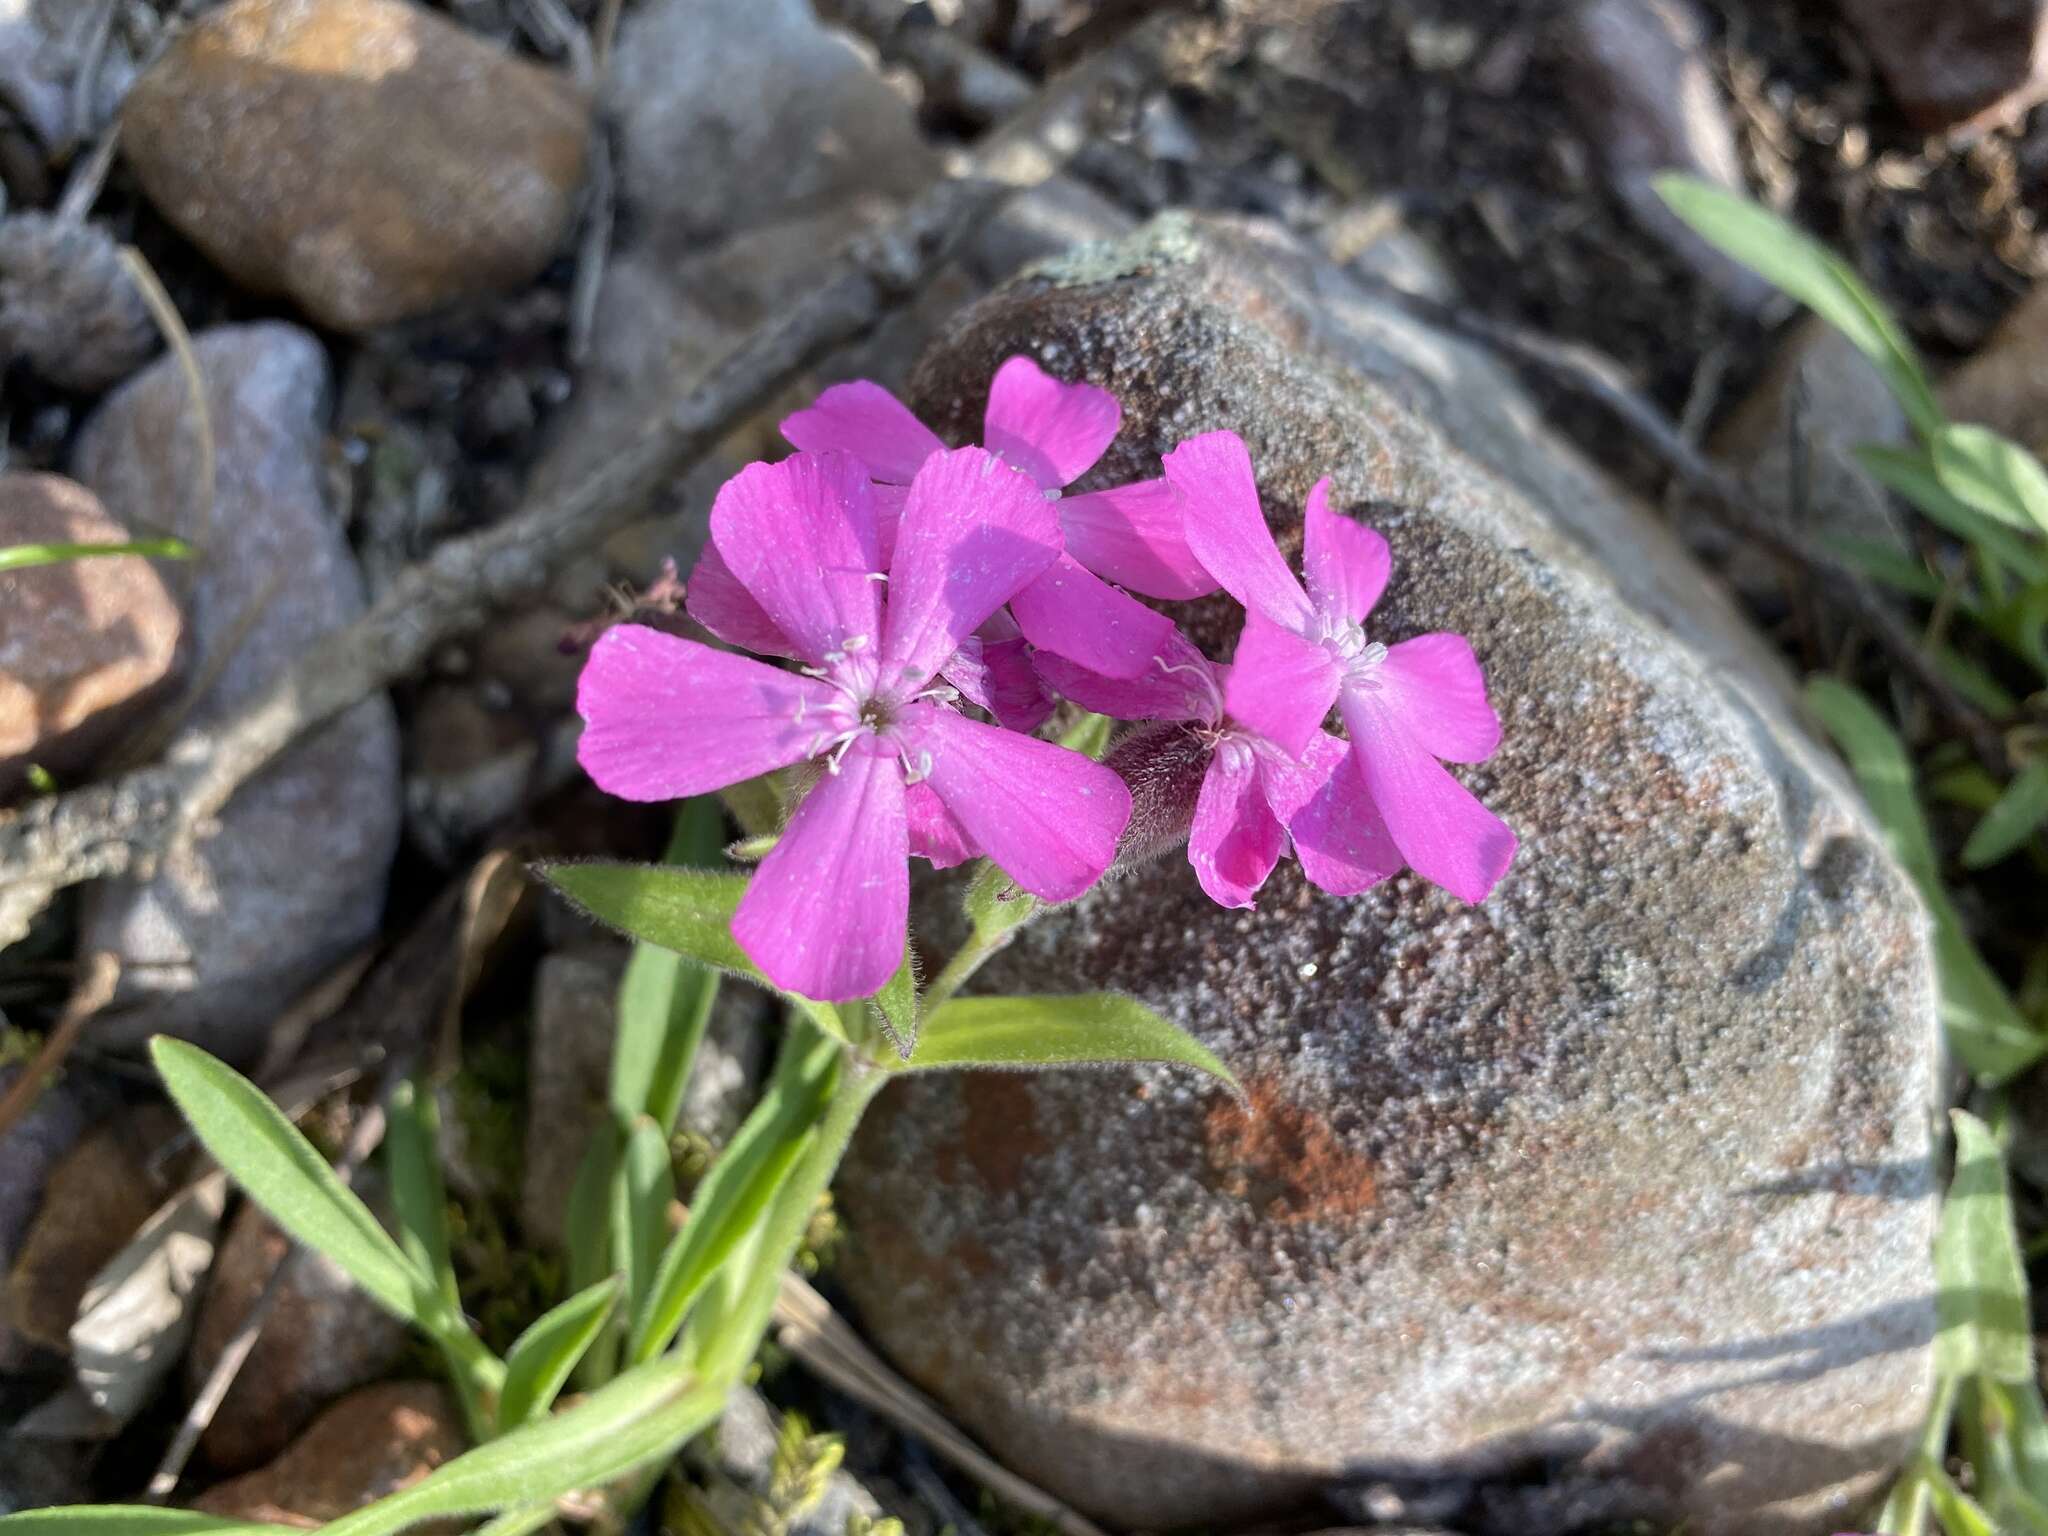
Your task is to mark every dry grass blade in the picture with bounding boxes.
[436,848,531,1078]
[117,245,215,577]
[0,951,119,1142]
[773,1271,1109,1536]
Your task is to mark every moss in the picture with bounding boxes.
[0,1024,43,1071]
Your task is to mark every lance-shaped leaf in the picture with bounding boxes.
[611,802,727,1135]
[901,993,1239,1094]
[0,1513,281,1536]
[1937,1110,2033,1385]
[1962,760,2048,869]
[534,861,847,1042]
[866,942,920,1059]
[0,537,191,572]
[1933,424,2048,539]
[313,1354,725,1536]
[1856,444,2048,582]
[612,1116,676,1313]
[497,1276,622,1428]
[1653,174,1942,436]
[1806,679,2047,1084]
[150,1040,499,1389]
[628,1028,839,1363]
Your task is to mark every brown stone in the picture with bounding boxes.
[1836,0,2048,133]
[1941,281,2048,456]
[120,0,591,333]
[187,1199,411,1473]
[0,472,182,795]
[3,1126,160,1353]
[191,1382,464,1526]
[836,215,1940,1535]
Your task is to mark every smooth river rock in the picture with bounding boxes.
[121,0,591,332]
[73,323,401,1062]
[836,215,1942,1536]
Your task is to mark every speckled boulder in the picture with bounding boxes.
[836,216,1942,1536]
[120,0,590,333]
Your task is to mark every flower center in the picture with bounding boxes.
[1313,614,1388,685]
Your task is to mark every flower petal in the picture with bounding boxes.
[902,703,1130,901]
[1276,734,1403,898]
[709,452,884,668]
[1058,477,1220,600]
[1302,478,1391,623]
[982,355,1120,489]
[575,625,833,800]
[1008,553,1176,680]
[1033,627,1222,725]
[685,540,794,658]
[1222,609,1341,757]
[874,481,910,566]
[879,446,1062,687]
[1340,690,1517,904]
[942,621,1057,734]
[780,380,945,485]
[1162,430,1313,627]
[732,745,907,1001]
[906,780,979,869]
[1189,743,1286,909]
[1379,633,1502,763]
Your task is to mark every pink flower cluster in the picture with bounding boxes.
[577,358,1517,1001]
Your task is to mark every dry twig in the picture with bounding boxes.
[0,20,1175,949]
[0,951,119,1142]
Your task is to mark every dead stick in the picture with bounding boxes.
[0,19,1175,948]
[1348,273,2012,775]
[0,952,119,1142]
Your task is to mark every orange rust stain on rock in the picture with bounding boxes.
[959,1073,1052,1197]
[1202,1075,1379,1223]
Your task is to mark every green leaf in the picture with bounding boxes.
[0,538,192,572]
[610,804,727,1135]
[150,1040,499,1386]
[867,942,919,1060]
[1934,424,2048,538]
[628,1028,839,1363]
[565,1118,622,1390]
[1804,680,2048,1083]
[497,1276,622,1428]
[316,1355,725,1536]
[1856,444,2048,583]
[1923,1460,1999,1536]
[1934,647,2021,719]
[385,1078,458,1312]
[0,1514,282,1536]
[1964,761,2048,868]
[613,1116,676,1313]
[904,994,1240,1094]
[1653,175,1942,436]
[1824,534,1942,601]
[535,861,845,1041]
[1936,1111,2033,1385]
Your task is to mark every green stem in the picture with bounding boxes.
[694,1055,886,1387]
[0,537,192,570]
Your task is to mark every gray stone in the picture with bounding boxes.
[120,0,591,333]
[836,215,1942,1536]
[521,949,770,1250]
[187,1194,411,1474]
[72,323,401,1063]
[1708,314,1915,606]
[1559,0,1772,315]
[689,1387,883,1536]
[0,0,139,153]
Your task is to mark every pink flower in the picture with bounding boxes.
[1162,430,1517,904]
[778,356,1217,679]
[1040,633,1400,909]
[576,447,1132,1001]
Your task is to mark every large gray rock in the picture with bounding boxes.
[836,215,1942,1536]
[73,323,401,1062]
